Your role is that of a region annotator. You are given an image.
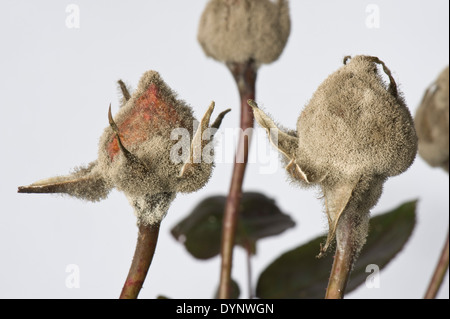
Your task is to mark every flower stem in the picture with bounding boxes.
[218,60,257,299]
[325,215,356,299]
[245,241,255,299]
[424,229,449,299]
[119,223,161,299]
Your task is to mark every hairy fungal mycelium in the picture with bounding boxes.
[18,71,230,225]
[250,55,418,257]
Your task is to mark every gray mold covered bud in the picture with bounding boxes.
[99,71,211,197]
[297,56,417,184]
[415,66,449,172]
[198,0,291,65]
[251,55,418,256]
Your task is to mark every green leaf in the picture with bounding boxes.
[214,278,241,299]
[171,192,295,259]
[255,200,417,299]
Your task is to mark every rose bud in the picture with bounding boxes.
[415,66,449,172]
[18,70,230,226]
[197,0,291,66]
[250,55,418,257]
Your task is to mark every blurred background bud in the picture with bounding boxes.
[415,66,449,172]
[198,0,291,66]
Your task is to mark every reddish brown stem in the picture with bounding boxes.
[245,241,255,299]
[424,230,449,299]
[119,223,161,299]
[325,248,353,299]
[325,216,356,299]
[218,60,257,299]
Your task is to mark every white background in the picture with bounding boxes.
[0,0,448,299]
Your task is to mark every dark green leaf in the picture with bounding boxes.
[171,196,224,259]
[171,192,295,259]
[214,278,241,299]
[237,192,297,246]
[256,200,417,299]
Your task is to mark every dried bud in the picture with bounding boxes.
[414,66,449,172]
[251,55,418,256]
[198,0,291,65]
[18,71,230,226]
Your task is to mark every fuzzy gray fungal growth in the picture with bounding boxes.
[198,0,291,65]
[250,55,418,256]
[415,66,449,172]
[17,161,112,202]
[18,71,230,226]
[128,192,176,226]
